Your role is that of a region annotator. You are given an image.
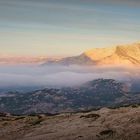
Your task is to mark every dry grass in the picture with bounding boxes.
[0,106,139,140]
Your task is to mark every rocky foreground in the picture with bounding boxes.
[0,106,140,140]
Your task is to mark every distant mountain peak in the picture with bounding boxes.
[84,42,140,66]
[84,46,116,61]
[43,42,140,66]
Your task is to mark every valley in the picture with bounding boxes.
[0,79,139,115]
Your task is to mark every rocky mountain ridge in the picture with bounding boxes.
[44,42,140,66]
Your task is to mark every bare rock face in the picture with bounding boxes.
[84,42,140,66]
[84,46,116,61]
[44,42,140,66]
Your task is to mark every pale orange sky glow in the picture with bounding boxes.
[0,0,140,57]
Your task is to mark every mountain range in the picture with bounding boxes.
[44,42,140,66]
[0,42,140,66]
[0,79,139,115]
[0,56,48,64]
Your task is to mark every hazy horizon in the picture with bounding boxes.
[0,0,140,90]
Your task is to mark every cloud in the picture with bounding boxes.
[0,65,140,92]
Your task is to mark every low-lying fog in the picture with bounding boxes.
[0,64,140,92]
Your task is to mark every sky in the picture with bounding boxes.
[0,0,140,57]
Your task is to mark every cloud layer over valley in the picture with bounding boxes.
[0,64,140,92]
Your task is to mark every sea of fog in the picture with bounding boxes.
[0,64,140,92]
